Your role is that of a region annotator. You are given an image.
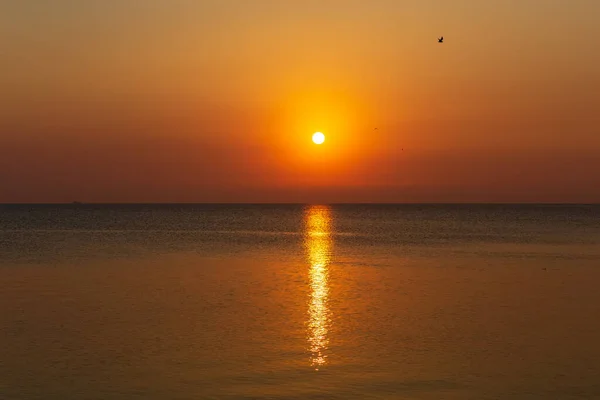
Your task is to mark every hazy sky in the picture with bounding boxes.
[1,0,599,202]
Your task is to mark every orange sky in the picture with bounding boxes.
[1,1,599,203]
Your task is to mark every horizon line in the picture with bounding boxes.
[1,202,599,206]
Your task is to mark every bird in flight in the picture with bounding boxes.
[438,36,444,43]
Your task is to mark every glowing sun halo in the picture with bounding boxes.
[312,132,325,145]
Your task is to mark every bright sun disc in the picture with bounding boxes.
[312,132,325,145]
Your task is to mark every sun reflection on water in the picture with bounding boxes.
[304,205,332,370]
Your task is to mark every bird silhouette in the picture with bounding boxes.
[438,36,444,43]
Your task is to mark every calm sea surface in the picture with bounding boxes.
[1,204,600,400]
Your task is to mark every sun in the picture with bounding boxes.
[312,132,325,145]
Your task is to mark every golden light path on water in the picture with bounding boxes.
[304,205,332,370]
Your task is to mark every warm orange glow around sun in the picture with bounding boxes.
[312,132,325,145]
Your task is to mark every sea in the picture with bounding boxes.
[1,204,600,400]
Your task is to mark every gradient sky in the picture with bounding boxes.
[1,0,599,203]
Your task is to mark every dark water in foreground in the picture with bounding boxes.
[1,204,600,399]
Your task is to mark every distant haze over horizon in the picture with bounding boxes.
[2,1,599,203]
